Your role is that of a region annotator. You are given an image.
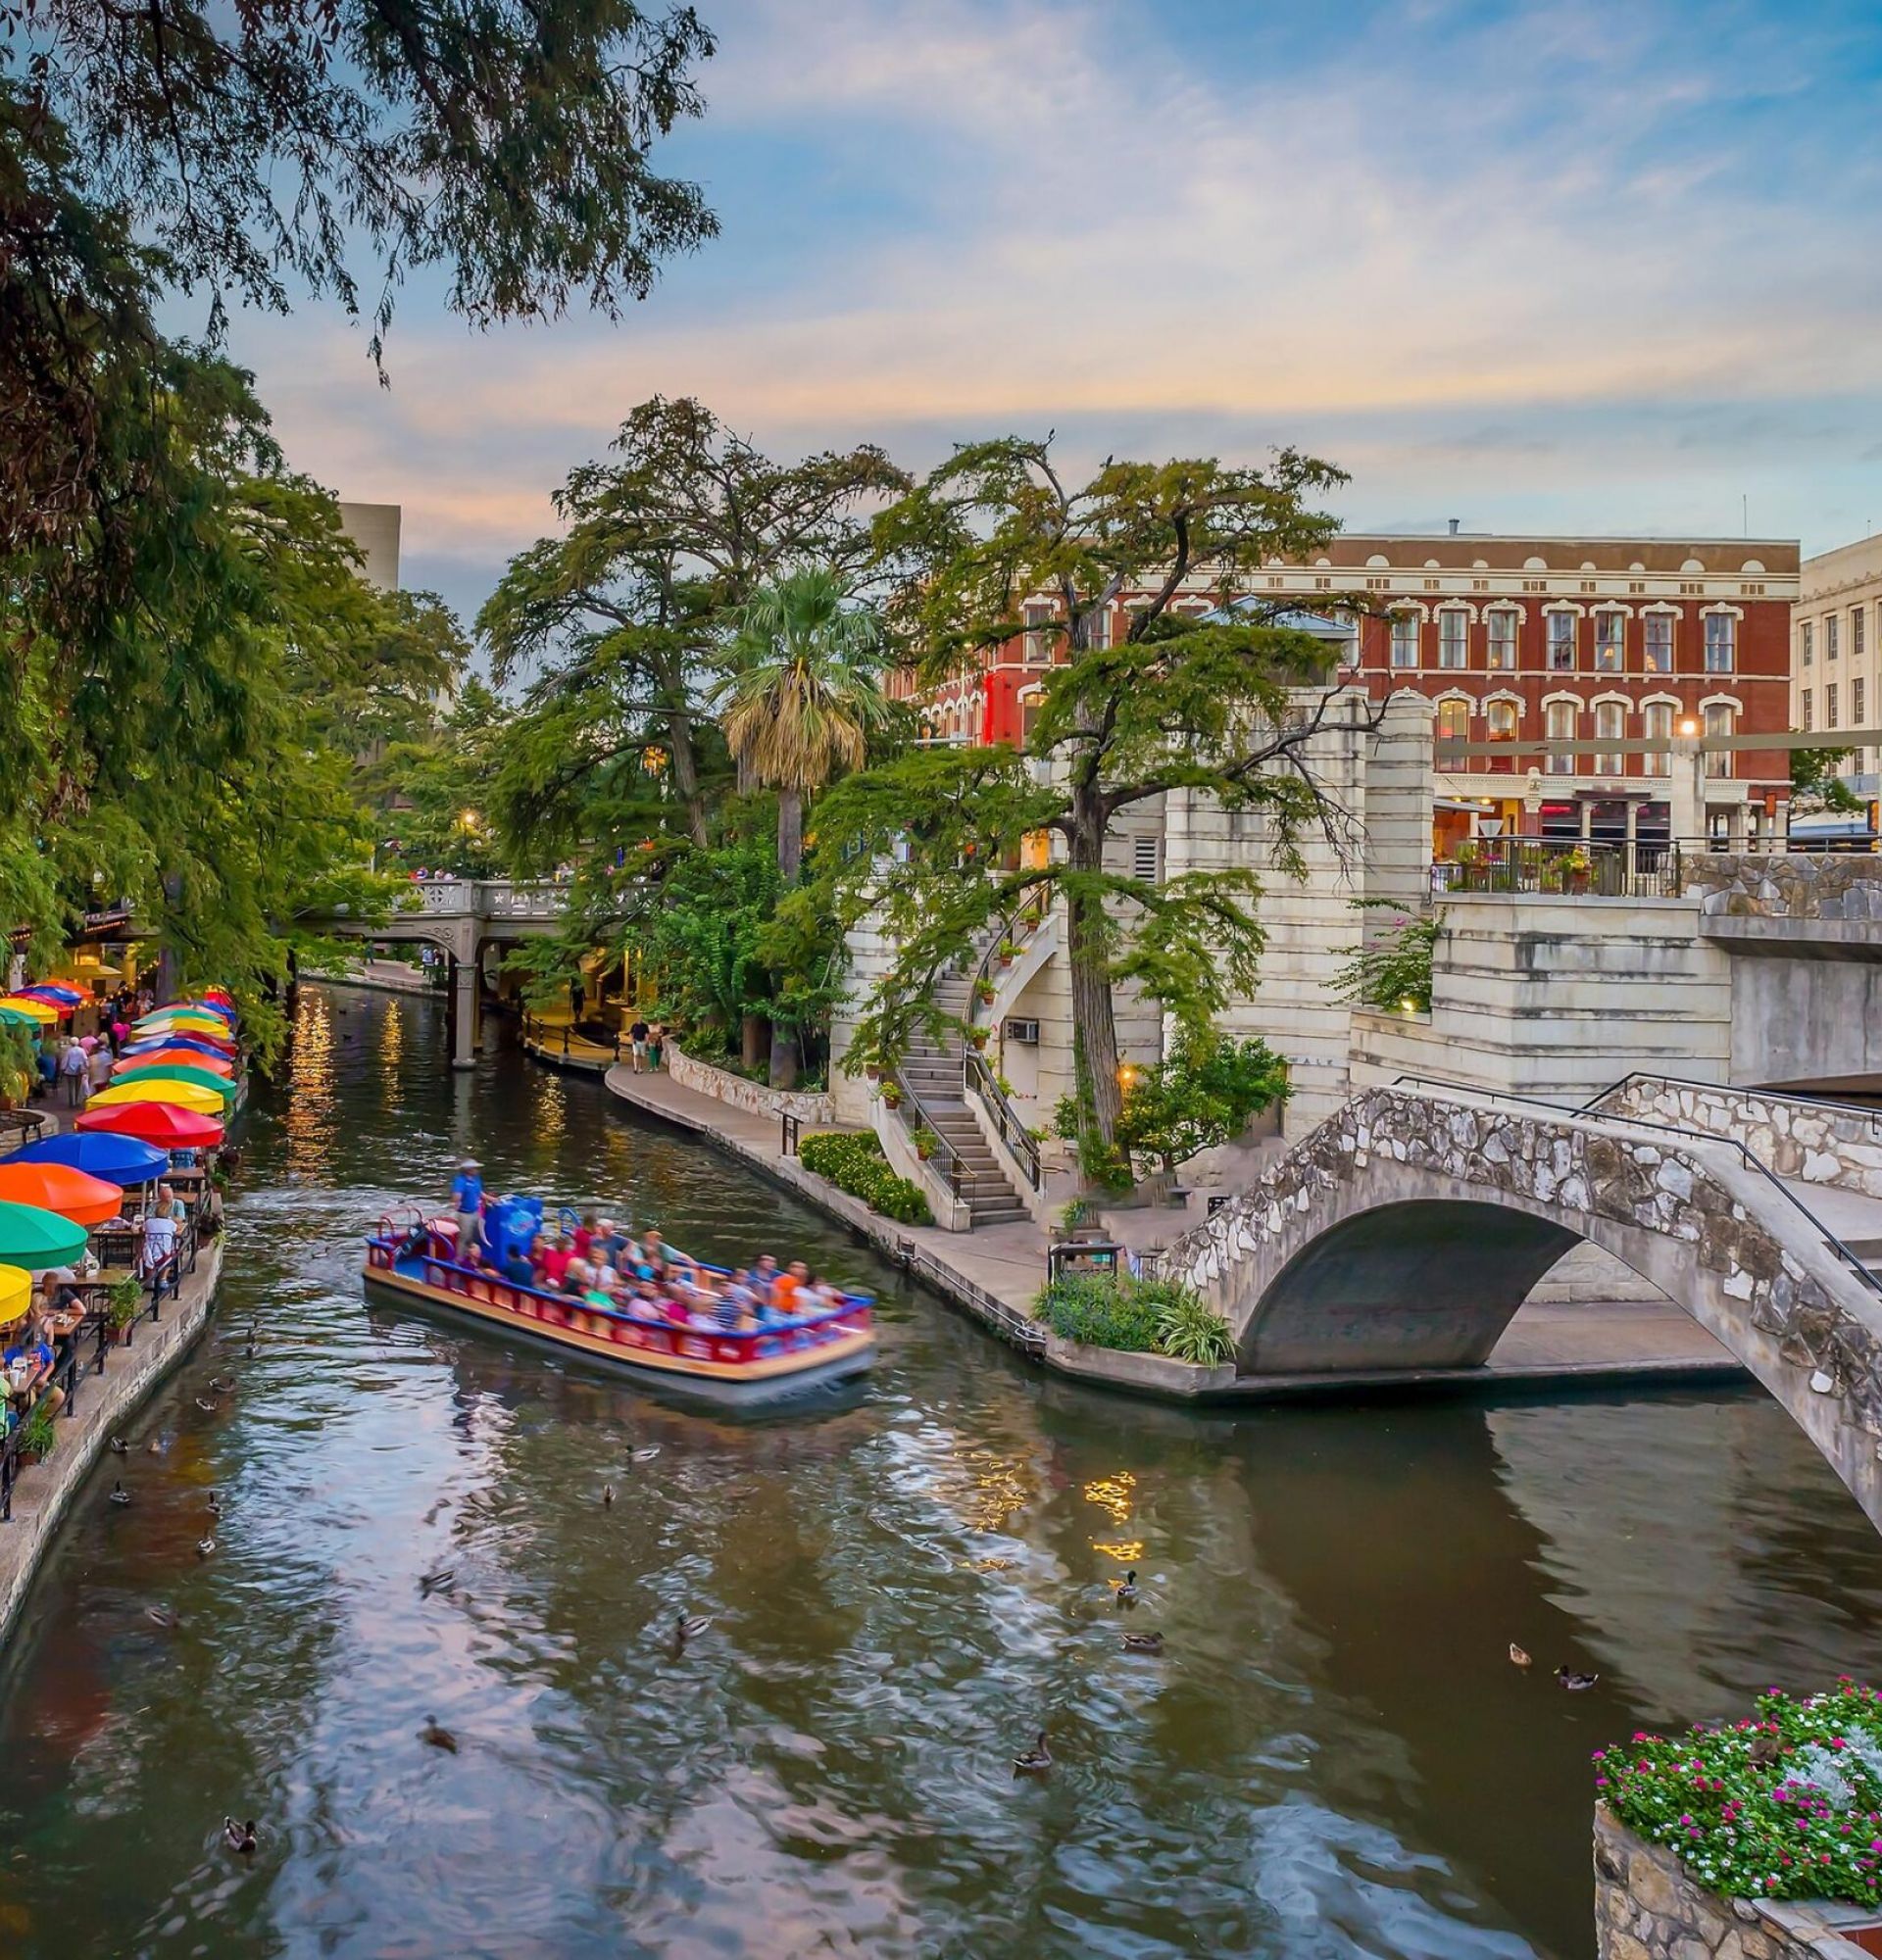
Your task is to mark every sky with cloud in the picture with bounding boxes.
[215,0,1882,625]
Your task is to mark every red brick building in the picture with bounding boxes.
[897,531,1801,849]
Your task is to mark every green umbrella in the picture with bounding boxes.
[111,1062,234,1104]
[0,1007,36,1026]
[0,1199,89,1270]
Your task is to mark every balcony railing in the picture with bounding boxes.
[1432,838,1678,899]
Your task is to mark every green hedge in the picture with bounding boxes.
[1033,1272,1234,1365]
[799,1132,932,1226]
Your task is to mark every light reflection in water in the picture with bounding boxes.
[0,985,1876,1960]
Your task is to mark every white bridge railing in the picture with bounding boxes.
[406,880,567,921]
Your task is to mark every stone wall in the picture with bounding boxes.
[1684,853,1882,922]
[1594,1804,1876,1958]
[1598,1078,1882,1200]
[665,1043,835,1127]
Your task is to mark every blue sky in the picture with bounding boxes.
[215,0,1882,625]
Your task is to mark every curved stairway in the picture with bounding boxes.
[895,972,1031,1227]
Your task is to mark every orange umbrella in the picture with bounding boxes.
[0,1161,124,1228]
[114,1049,234,1080]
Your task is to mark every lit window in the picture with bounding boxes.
[1800,620,1813,667]
[1801,689,1813,734]
[1827,683,1840,730]
[1545,699,1577,775]
[1704,613,1736,674]
[1546,613,1576,671]
[1486,611,1517,670]
[1595,612,1624,672]
[1704,703,1735,777]
[1486,700,1517,743]
[1023,603,1054,665]
[1390,613,1420,668]
[1595,701,1625,775]
[1435,699,1469,746]
[1643,701,1672,774]
[1438,609,1468,668]
[1644,613,1673,673]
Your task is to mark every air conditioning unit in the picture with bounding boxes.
[1005,1017,1040,1045]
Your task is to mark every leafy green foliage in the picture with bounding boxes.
[21,1,718,364]
[0,1024,35,1104]
[1114,1028,1289,1176]
[798,1132,932,1226]
[1792,747,1864,815]
[1328,901,1442,1014]
[1034,1271,1234,1363]
[808,431,1363,1160]
[1600,1683,1882,1904]
[371,677,509,878]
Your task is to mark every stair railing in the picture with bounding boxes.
[887,1065,966,1202]
[965,1047,1041,1190]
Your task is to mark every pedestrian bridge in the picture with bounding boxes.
[1162,1082,1882,1533]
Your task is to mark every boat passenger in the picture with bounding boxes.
[502,1238,537,1289]
[572,1212,597,1258]
[750,1254,779,1305]
[451,1159,484,1258]
[562,1257,592,1297]
[772,1261,810,1316]
[536,1234,572,1290]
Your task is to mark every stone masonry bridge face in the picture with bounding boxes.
[1164,1086,1882,1534]
[321,880,567,966]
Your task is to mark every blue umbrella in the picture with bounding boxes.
[2,1132,171,1188]
[121,1035,234,1062]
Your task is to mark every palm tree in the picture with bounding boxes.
[718,567,892,1086]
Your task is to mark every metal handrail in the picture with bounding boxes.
[1435,837,1678,899]
[966,1047,1041,1190]
[886,1066,966,1202]
[1388,1073,1882,1296]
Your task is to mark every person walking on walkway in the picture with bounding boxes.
[627,1017,649,1074]
[60,1037,88,1106]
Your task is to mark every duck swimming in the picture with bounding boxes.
[108,1481,131,1508]
[1557,1666,1600,1691]
[1013,1732,1052,1776]
[1114,1569,1139,1606]
[419,1715,459,1754]
[1120,1631,1164,1654]
[223,1818,257,1855]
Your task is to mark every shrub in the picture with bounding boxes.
[1600,1683,1882,1905]
[1329,899,1442,1014]
[799,1132,932,1226]
[1033,1272,1234,1364]
[18,1405,56,1460]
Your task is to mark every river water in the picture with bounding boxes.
[0,984,1877,1959]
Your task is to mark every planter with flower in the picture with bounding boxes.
[16,1404,56,1466]
[996,941,1016,967]
[911,1126,939,1162]
[880,1081,903,1111]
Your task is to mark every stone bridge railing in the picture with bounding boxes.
[1681,852,1882,923]
[1162,1083,1882,1531]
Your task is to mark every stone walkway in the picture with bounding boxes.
[599,1065,1742,1393]
[0,1236,227,1639]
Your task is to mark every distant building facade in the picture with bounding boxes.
[894,529,1802,849]
[1795,531,1882,788]
[337,501,402,592]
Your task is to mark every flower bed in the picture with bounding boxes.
[798,1132,932,1227]
[1032,1273,1234,1365]
[1599,1682,1882,1905]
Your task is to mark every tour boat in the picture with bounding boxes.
[362,1208,875,1404]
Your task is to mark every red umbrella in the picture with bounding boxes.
[75,1102,225,1148]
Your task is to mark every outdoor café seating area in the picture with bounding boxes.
[0,992,239,1521]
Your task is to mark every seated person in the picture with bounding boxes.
[593,1218,629,1262]
[771,1260,810,1318]
[4,1318,55,1401]
[571,1212,598,1259]
[535,1233,572,1289]
[502,1236,538,1289]
[562,1257,592,1298]
[749,1255,779,1306]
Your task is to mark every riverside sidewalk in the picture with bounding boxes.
[599,1064,1745,1399]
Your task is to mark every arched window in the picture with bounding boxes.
[1704,702,1736,778]
[1435,699,1469,747]
[1594,700,1625,775]
[1545,699,1577,775]
[1486,700,1518,743]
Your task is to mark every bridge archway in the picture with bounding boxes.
[1170,1087,1882,1534]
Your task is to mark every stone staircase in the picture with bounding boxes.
[895,971,1031,1228]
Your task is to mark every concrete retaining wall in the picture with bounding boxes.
[1594,1804,1876,1958]
[0,1239,225,1642]
[666,1043,835,1127]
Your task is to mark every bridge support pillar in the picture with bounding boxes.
[449,958,478,1070]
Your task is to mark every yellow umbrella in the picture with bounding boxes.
[0,998,58,1023]
[0,1264,31,1329]
[85,1078,226,1116]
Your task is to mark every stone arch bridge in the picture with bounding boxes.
[1163,1084,1882,1534]
[319,880,566,1065]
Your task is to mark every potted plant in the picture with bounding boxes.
[1564,845,1592,893]
[967,1026,990,1051]
[107,1274,144,1342]
[997,940,1016,966]
[973,978,995,1005]
[881,1081,903,1110]
[912,1125,939,1162]
[17,1404,56,1465]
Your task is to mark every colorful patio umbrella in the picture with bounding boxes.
[200,990,234,1007]
[0,1163,124,1228]
[3,1133,170,1188]
[122,1033,234,1058]
[76,1102,224,1149]
[179,998,236,1018]
[21,984,82,1004]
[114,1051,226,1079]
[86,1078,225,1116]
[0,1008,39,1027]
[132,1023,233,1049]
[0,1264,31,1329]
[0,1200,90,1270]
[107,1063,233,1104]
[0,998,59,1022]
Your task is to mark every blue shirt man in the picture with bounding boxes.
[451,1160,484,1257]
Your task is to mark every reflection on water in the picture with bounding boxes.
[0,986,1879,1959]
